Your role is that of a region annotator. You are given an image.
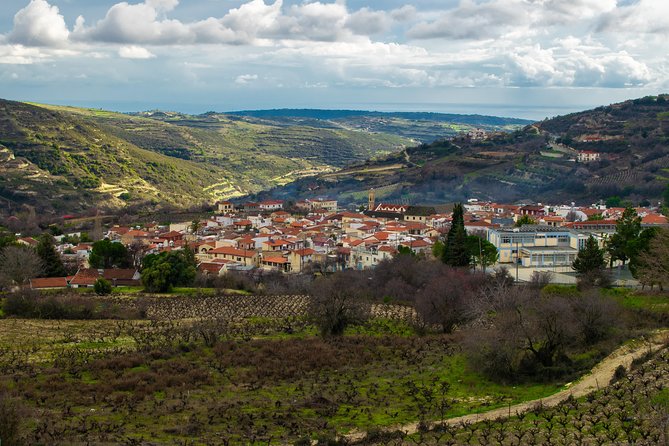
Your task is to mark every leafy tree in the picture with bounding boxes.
[0,245,43,288]
[606,196,622,208]
[190,220,201,234]
[89,239,131,269]
[431,239,444,259]
[0,234,17,250]
[606,207,642,267]
[628,227,657,277]
[442,203,470,267]
[663,183,669,208]
[465,235,498,271]
[397,245,415,256]
[587,213,604,221]
[141,261,173,293]
[514,215,536,227]
[572,236,605,275]
[94,278,112,295]
[141,249,197,293]
[36,233,66,278]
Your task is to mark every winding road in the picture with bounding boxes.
[346,330,668,442]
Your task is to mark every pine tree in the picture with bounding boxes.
[606,207,642,266]
[36,233,66,278]
[572,235,605,275]
[442,203,470,267]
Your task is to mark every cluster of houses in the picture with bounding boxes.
[22,195,669,288]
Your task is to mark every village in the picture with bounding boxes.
[17,192,669,291]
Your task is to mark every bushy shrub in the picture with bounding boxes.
[3,291,142,320]
[94,278,112,296]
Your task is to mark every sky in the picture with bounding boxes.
[0,0,667,119]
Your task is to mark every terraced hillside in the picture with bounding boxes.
[0,100,228,217]
[252,95,669,206]
[0,100,416,217]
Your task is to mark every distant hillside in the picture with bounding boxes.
[0,100,233,217]
[225,109,531,142]
[249,95,669,206]
[0,101,415,217]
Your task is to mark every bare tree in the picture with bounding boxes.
[636,228,669,290]
[464,288,585,381]
[415,268,479,333]
[570,290,619,345]
[529,271,554,290]
[565,211,581,222]
[0,245,43,289]
[309,270,370,336]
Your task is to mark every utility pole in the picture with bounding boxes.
[515,240,519,283]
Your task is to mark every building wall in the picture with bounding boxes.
[489,229,582,264]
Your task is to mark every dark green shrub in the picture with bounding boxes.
[94,278,112,296]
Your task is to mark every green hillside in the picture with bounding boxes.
[0,100,232,217]
[0,100,417,217]
[251,95,669,206]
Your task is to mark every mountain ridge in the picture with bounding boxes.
[246,95,669,207]
[2,100,521,218]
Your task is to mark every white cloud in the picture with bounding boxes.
[75,1,192,44]
[598,0,669,35]
[235,73,259,84]
[0,44,52,64]
[408,0,532,40]
[504,44,652,87]
[390,5,416,22]
[146,0,180,13]
[346,8,393,36]
[0,0,667,92]
[9,0,70,47]
[118,45,156,59]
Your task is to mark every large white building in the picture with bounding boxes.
[487,226,593,267]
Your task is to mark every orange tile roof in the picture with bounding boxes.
[292,248,316,256]
[30,277,68,289]
[263,256,290,264]
[210,246,256,257]
[642,214,668,225]
[69,268,102,286]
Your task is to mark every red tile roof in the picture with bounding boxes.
[69,268,102,286]
[103,269,138,281]
[263,256,290,264]
[292,248,316,256]
[642,214,668,225]
[30,277,68,289]
[210,246,256,258]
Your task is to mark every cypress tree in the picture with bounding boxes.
[36,233,66,277]
[442,203,471,267]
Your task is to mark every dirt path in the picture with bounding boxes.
[346,330,668,442]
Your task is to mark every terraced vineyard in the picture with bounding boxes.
[364,344,669,445]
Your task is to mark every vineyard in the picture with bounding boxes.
[144,294,419,324]
[361,346,669,445]
[586,169,643,187]
[0,285,668,445]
